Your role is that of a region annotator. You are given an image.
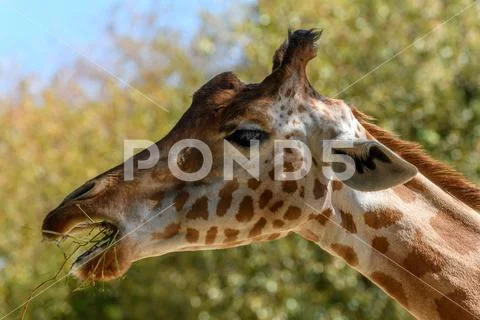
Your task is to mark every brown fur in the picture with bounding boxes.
[284,206,302,220]
[282,180,298,193]
[272,219,285,228]
[217,180,239,216]
[185,228,199,243]
[309,208,332,226]
[186,196,209,220]
[340,210,357,234]
[352,107,480,211]
[371,236,389,254]
[151,223,180,240]
[364,209,403,229]
[259,189,273,209]
[269,200,284,213]
[205,226,218,245]
[434,290,475,320]
[249,218,267,237]
[224,228,240,242]
[330,243,359,266]
[236,196,254,222]
[313,178,326,199]
[370,271,409,307]
[402,231,445,277]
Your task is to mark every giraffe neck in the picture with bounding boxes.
[298,174,480,320]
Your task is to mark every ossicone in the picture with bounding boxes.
[271,28,323,72]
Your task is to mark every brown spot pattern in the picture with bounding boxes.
[269,200,284,213]
[217,180,239,216]
[310,208,332,225]
[185,228,199,243]
[370,271,408,307]
[186,196,209,220]
[340,210,357,233]
[178,147,204,173]
[248,178,261,190]
[282,180,298,194]
[284,206,302,220]
[151,223,180,240]
[272,219,285,228]
[313,179,326,199]
[332,180,343,191]
[267,233,281,240]
[299,186,305,198]
[434,290,475,320]
[268,169,275,180]
[249,218,267,237]
[205,226,218,245]
[149,191,164,203]
[174,191,189,211]
[224,228,240,242]
[330,243,359,266]
[371,236,389,254]
[402,231,444,277]
[283,161,296,172]
[364,208,403,229]
[236,196,254,222]
[301,229,320,242]
[259,190,273,209]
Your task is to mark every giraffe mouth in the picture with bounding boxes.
[70,221,119,271]
[43,218,122,276]
[42,208,134,281]
[67,221,133,281]
[42,216,119,246]
[70,223,133,281]
[70,221,119,263]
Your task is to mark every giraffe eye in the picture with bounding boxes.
[225,129,269,147]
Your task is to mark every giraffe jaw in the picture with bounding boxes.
[42,209,133,281]
[72,227,116,265]
[69,221,134,281]
[71,221,119,265]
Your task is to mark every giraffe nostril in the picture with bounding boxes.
[61,181,96,205]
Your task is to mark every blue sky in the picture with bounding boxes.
[0,0,233,86]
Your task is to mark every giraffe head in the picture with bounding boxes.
[42,29,417,281]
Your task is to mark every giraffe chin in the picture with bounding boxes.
[42,204,135,281]
[71,234,134,282]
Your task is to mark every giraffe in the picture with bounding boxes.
[42,29,480,320]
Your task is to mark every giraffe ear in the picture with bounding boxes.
[330,140,418,192]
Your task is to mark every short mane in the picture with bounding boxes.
[352,107,480,211]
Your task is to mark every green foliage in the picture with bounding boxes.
[1,1,479,319]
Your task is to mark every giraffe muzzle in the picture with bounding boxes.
[41,201,113,240]
[41,201,136,281]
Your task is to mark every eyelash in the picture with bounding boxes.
[225,129,269,147]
